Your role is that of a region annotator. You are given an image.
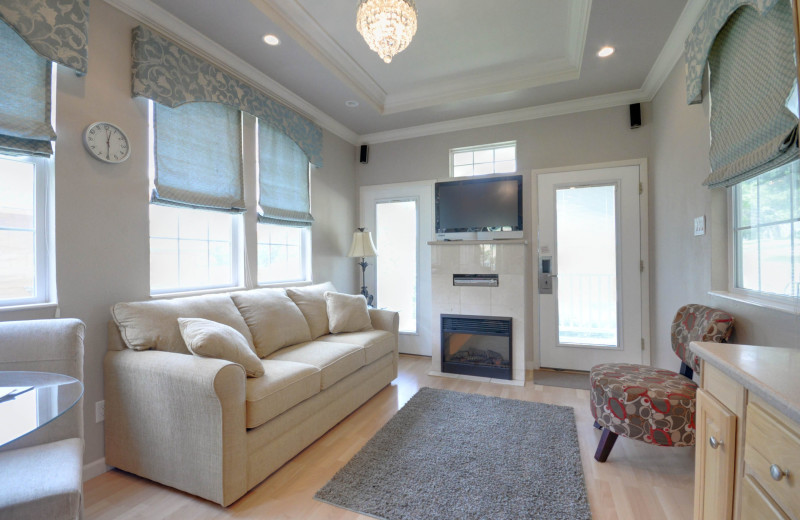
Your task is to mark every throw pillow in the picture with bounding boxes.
[286,282,337,338]
[178,317,264,378]
[324,291,373,334]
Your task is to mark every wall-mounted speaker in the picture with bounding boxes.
[629,103,642,129]
[359,144,369,164]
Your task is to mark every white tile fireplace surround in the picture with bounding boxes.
[428,240,527,384]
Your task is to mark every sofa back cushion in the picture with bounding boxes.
[286,282,337,339]
[230,288,312,358]
[111,294,254,354]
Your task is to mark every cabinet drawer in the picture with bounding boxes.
[744,399,800,519]
[741,474,790,520]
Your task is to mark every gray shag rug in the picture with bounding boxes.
[315,387,591,520]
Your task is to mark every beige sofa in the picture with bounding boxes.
[104,282,398,506]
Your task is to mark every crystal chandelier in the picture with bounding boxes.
[356,0,418,64]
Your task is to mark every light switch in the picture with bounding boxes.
[694,216,706,236]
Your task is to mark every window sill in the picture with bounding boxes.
[0,302,59,314]
[256,280,312,289]
[151,286,246,300]
[708,290,800,316]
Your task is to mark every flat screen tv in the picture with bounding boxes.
[435,174,523,240]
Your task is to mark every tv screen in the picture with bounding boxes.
[436,175,522,233]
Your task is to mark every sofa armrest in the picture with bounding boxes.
[369,308,399,335]
[104,349,247,506]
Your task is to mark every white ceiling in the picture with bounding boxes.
[110,0,703,144]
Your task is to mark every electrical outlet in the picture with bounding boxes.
[694,215,706,236]
[95,400,105,423]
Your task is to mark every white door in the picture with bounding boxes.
[537,163,646,371]
[361,182,433,356]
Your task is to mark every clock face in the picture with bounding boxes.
[83,122,131,163]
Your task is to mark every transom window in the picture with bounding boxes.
[732,160,800,300]
[450,141,516,177]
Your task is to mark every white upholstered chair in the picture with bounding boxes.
[0,319,85,520]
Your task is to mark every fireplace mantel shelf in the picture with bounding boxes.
[427,239,528,246]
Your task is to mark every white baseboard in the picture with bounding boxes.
[83,457,110,482]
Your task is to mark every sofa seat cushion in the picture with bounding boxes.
[317,330,395,364]
[267,340,364,389]
[245,360,321,428]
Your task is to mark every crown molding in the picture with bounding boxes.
[567,0,592,71]
[248,0,386,112]
[103,0,360,145]
[359,89,646,145]
[640,0,707,100]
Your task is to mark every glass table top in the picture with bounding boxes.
[0,371,83,447]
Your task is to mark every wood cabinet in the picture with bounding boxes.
[694,389,737,520]
[692,343,800,520]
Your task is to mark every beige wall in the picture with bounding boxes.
[0,1,357,470]
[357,105,652,370]
[649,57,800,369]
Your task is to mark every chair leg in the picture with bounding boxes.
[594,428,618,462]
[679,362,694,380]
[593,420,602,430]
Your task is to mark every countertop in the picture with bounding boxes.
[690,341,800,424]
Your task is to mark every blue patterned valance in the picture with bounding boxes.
[131,25,323,167]
[0,0,89,75]
[685,0,782,105]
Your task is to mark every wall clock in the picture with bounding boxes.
[83,122,131,163]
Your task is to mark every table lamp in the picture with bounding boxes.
[347,227,378,306]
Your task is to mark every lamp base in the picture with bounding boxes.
[358,259,374,307]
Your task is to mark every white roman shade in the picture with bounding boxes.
[0,21,55,157]
[153,102,245,212]
[258,121,314,227]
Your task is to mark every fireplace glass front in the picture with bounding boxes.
[441,314,512,380]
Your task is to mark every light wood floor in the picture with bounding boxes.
[84,355,695,519]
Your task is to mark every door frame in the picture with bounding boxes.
[530,158,650,369]
[359,180,434,356]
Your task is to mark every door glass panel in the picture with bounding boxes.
[556,185,618,347]
[376,200,417,333]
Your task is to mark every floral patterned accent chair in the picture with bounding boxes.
[589,304,734,462]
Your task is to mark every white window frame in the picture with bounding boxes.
[0,153,53,307]
[720,162,800,314]
[256,223,312,285]
[449,141,517,178]
[147,101,244,296]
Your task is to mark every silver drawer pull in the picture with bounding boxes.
[770,464,789,481]
[709,436,722,449]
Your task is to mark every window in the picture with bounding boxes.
[0,155,49,305]
[148,101,244,294]
[0,23,55,308]
[450,141,516,177]
[257,223,309,284]
[256,120,313,284]
[732,160,800,301]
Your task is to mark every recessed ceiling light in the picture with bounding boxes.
[598,46,615,58]
[263,34,280,46]
[345,100,359,108]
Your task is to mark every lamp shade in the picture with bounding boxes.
[347,230,378,257]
